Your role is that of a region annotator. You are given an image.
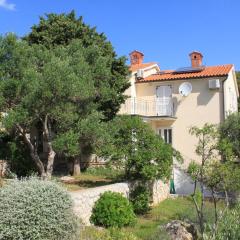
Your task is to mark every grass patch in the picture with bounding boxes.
[79,197,222,239]
[125,196,224,240]
[59,166,124,191]
[84,166,124,180]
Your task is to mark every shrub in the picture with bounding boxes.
[99,115,177,181]
[216,204,240,240]
[0,178,79,240]
[90,191,136,228]
[109,228,139,240]
[130,185,150,214]
[81,227,139,240]
[80,226,112,240]
[0,133,37,177]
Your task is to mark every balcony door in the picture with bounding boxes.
[156,85,172,116]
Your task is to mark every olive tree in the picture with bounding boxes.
[0,35,123,178]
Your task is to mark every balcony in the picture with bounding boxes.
[119,97,175,118]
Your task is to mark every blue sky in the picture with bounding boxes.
[0,0,239,70]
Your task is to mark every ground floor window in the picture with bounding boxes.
[158,128,172,144]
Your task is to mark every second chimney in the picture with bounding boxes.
[189,51,203,68]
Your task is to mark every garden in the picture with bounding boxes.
[0,11,240,240]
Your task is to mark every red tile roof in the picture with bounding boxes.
[129,62,157,72]
[137,64,233,83]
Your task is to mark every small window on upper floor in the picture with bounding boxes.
[159,128,172,144]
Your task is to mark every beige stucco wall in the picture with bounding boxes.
[124,65,159,98]
[136,76,227,166]
[223,68,239,117]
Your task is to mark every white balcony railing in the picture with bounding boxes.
[119,97,174,117]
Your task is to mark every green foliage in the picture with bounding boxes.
[99,115,177,181]
[81,227,139,240]
[216,205,240,240]
[0,32,128,176]
[189,123,218,159]
[84,166,124,180]
[0,178,79,240]
[219,112,240,159]
[108,228,139,240]
[90,191,136,228]
[187,161,201,182]
[189,123,240,194]
[0,133,36,176]
[24,11,130,120]
[189,123,240,237]
[130,185,150,215]
[189,124,220,236]
[127,197,222,240]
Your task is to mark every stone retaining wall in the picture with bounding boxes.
[69,180,169,225]
[152,180,170,205]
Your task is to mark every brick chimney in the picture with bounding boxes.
[130,50,144,66]
[189,51,203,68]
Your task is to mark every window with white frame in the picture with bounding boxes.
[158,128,172,144]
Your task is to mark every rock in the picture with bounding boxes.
[165,220,199,240]
[0,160,8,178]
[60,176,75,183]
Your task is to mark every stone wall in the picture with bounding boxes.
[69,180,169,225]
[151,180,170,205]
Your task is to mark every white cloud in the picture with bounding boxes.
[0,0,15,10]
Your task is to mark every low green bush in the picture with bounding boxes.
[216,204,240,240]
[0,133,37,177]
[90,191,136,228]
[130,185,150,214]
[81,227,139,240]
[0,178,79,240]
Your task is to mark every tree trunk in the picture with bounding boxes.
[30,152,47,179]
[16,124,47,179]
[211,188,218,239]
[42,115,56,179]
[73,156,81,176]
[46,148,56,179]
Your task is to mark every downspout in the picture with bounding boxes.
[222,77,228,122]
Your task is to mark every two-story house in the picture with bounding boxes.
[120,50,239,194]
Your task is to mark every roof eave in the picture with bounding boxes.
[136,74,229,83]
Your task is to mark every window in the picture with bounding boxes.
[159,128,172,144]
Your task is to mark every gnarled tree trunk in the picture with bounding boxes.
[42,115,56,179]
[16,124,47,179]
[73,156,81,176]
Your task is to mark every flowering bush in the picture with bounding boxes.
[0,178,79,240]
